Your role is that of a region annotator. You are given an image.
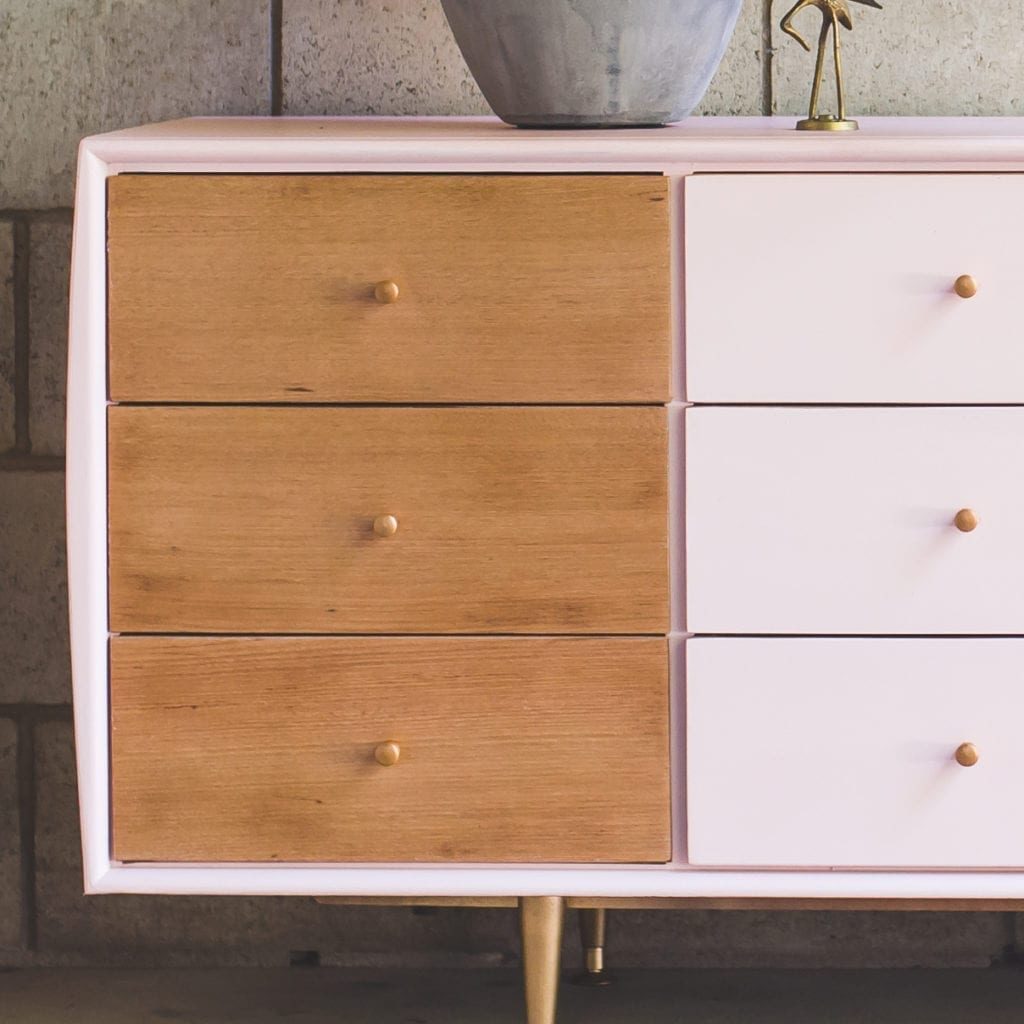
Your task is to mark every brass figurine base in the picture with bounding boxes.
[797,115,860,132]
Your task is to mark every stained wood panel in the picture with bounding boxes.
[111,637,671,863]
[108,406,668,634]
[107,174,670,403]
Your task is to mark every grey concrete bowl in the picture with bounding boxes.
[440,0,744,128]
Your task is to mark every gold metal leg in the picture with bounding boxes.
[807,19,830,120]
[520,897,565,1024]
[832,16,846,122]
[572,907,612,986]
[796,12,858,132]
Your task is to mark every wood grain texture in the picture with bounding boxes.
[107,406,668,634]
[110,637,671,864]
[107,174,670,403]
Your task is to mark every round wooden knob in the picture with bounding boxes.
[954,742,979,768]
[373,514,399,538]
[374,741,401,767]
[954,275,978,299]
[374,280,400,304]
[954,509,979,533]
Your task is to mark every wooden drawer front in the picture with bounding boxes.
[108,174,669,403]
[111,637,671,863]
[686,407,1024,635]
[686,174,1023,403]
[109,406,668,634]
[687,638,1024,868]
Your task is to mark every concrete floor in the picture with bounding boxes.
[2,968,1024,1023]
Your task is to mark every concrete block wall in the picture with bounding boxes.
[1,0,1022,970]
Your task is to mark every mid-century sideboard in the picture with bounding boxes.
[68,117,1024,1023]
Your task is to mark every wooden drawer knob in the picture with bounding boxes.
[374,280,400,304]
[373,514,399,538]
[954,742,979,768]
[954,508,979,533]
[374,741,401,767]
[954,275,978,299]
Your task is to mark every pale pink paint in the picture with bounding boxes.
[68,116,1024,898]
[686,174,1024,403]
[688,638,1024,869]
[685,406,1024,635]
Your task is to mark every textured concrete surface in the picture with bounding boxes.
[697,0,763,115]
[0,1,271,208]
[283,0,490,115]
[0,223,14,451]
[0,473,69,704]
[5,968,1024,1023]
[0,719,20,952]
[773,0,1024,118]
[27,219,71,456]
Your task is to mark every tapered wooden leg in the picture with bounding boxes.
[520,896,564,1024]
[572,907,612,986]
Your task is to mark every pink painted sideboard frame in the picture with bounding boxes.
[69,115,1024,899]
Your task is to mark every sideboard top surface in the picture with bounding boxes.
[79,116,1024,173]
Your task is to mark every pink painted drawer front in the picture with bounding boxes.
[687,638,1024,869]
[685,174,1024,403]
[686,407,1024,636]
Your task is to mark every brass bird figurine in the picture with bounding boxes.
[780,0,883,131]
